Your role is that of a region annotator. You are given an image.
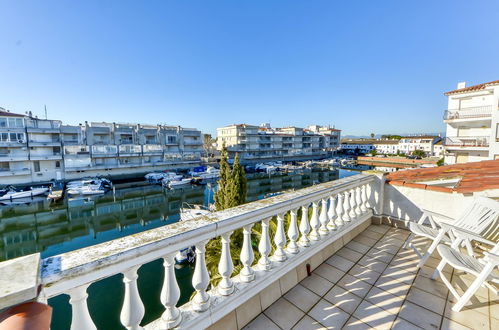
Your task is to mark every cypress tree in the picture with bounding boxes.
[231,153,247,205]
[214,144,234,211]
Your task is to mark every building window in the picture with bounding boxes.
[33,161,40,172]
[167,136,176,144]
[55,161,61,168]
[0,118,6,127]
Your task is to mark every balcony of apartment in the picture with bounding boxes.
[183,139,203,146]
[443,105,494,123]
[118,144,142,157]
[445,136,490,150]
[0,151,29,161]
[91,145,118,157]
[25,120,61,133]
[29,152,63,161]
[2,165,499,329]
[0,167,31,177]
[28,137,61,147]
[143,144,164,155]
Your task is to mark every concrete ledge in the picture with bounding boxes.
[0,254,40,310]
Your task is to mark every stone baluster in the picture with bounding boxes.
[160,253,182,328]
[342,191,351,222]
[335,193,344,227]
[218,232,234,295]
[360,184,368,213]
[349,189,357,220]
[365,183,372,209]
[258,218,272,270]
[272,213,287,261]
[68,284,97,330]
[240,224,255,282]
[192,241,210,311]
[319,198,329,236]
[298,205,311,247]
[286,209,300,254]
[355,186,362,216]
[309,201,321,241]
[120,265,145,330]
[327,195,337,231]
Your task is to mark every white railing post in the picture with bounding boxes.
[160,253,182,328]
[68,284,97,330]
[258,218,272,270]
[355,186,362,216]
[192,241,210,311]
[309,201,320,241]
[365,183,372,209]
[327,195,337,231]
[360,184,368,213]
[349,189,357,220]
[120,265,145,330]
[218,232,234,295]
[272,213,288,261]
[240,224,255,282]
[286,208,299,254]
[342,191,351,222]
[319,198,329,236]
[298,205,310,247]
[336,193,344,227]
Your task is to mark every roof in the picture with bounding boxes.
[0,109,26,118]
[399,136,440,140]
[341,139,377,145]
[445,80,499,95]
[385,159,499,193]
[373,140,399,145]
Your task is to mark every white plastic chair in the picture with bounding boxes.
[403,196,499,268]
[431,226,499,312]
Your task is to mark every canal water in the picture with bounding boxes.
[0,168,360,329]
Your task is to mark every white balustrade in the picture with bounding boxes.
[68,284,97,330]
[319,198,330,236]
[33,174,376,330]
[272,213,287,261]
[342,191,351,222]
[286,209,300,254]
[160,254,182,328]
[192,241,210,311]
[258,218,272,270]
[355,186,362,216]
[240,224,255,282]
[327,195,337,231]
[120,265,145,330]
[349,189,357,219]
[309,201,321,241]
[298,204,311,247]
[218,232,234,295]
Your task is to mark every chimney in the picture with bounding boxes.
[457,81,466,89]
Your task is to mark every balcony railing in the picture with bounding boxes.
[35,174,374,330]
[444,105,494,120]
[445,136,490,147]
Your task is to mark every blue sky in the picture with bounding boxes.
[1,1,498,136]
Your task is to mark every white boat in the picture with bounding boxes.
[0,187,49,201]
[166,178,192,188]
[67,186,105,196]
[145,172,183,183]
[191,166,220,182]
[175,247,195,264]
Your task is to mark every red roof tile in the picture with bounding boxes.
[445,80,499,95]
[386,159,499,193]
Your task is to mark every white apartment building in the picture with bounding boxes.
[397,136,442,156]
[216,124,340,162]
[341,137,442,156]
[373,140,399,154]
[443,80,499,164]
[0,108,203,185]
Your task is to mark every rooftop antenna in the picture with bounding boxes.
[44,105,47,119]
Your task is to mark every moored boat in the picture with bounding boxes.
[0,186,49,201]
